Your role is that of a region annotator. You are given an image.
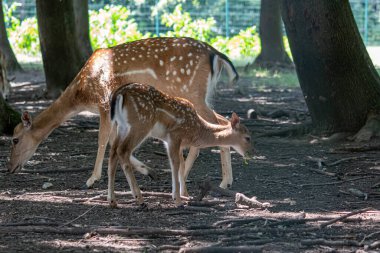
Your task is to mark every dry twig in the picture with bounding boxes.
[320,207,373,228]
[60,205,97,227]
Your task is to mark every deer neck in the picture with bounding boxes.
[32,89,81,141]
[193,117,234,148]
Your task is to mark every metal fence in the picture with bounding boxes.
[3,0,380,46]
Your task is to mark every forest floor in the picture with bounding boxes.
[0,69,379,253]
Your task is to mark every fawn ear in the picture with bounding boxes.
[21,111,32,129]
[230,112,240,129]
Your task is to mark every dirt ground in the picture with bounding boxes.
[0,70,379,253]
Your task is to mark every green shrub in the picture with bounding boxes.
[212,26,260,60]
[89,5,148,49]
[8,17,40,56]
[5,3,262,64]
[161,4,216,42]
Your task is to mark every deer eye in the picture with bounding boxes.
[245,137,251,142]
[12,138,19,145]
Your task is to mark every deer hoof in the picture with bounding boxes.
[109,200,118,208]
[138,202,148,210]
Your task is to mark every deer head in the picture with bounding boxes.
[229,112,254,159]
[7,112,40,173]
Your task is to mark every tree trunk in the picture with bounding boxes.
[36,0,88,98]
[0,94,20,135]
[73,0,92,62]
[281,0,380,136]
[0,0,22,72]
[250,0,292,69]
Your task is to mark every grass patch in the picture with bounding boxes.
[18,54,43,71]
[242,67,299,88]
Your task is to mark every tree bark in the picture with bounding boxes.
[0,94,20,135]
[0,57,20,135]
[36,0,88,98]
[281,0,380,135]
[73,0,92,62]
[0,0,22,72]
[250,0,292,69]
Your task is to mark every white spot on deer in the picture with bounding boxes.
[131,57,135,61]
[115,68,158,80]
[186,69,191,75]
[154,55,158,59]
[179,56,183,60]
[170,56,176,62]
[173,71,177,76]
[139,55,143,58]
[188,53,193,57]
[190,60,193,66]
[159,60,164,66]
[180,68,185,74]
[176,77,181,82]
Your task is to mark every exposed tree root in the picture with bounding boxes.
[350,112,380,142]
[319,207,373,228]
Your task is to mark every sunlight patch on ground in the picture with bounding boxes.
[233,209,380,224]
[40,236,149,252]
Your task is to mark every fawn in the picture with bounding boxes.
[108,83,253,207]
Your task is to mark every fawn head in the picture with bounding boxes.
[8,112,39,173]
[229,112,254,159]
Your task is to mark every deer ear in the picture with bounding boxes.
[21,111,32,129]
[230,112,240,129]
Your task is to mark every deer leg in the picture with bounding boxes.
[183,147,200,181]
[197,107,233,189]
[86,110,111,188]
[179,150,189,197]
[120,159,144,206]
[219,147,233,188]
[130,156,158,180]
[107,142,119,208]
[214,111,234,188]
[167,141,183,207]
[117,127,149,206]
[111,124,157,180]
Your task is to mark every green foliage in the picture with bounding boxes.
[161,4,260,61]
[8,17,40,56]
[211,26,260,60]
[161,4,216,42]
[3,2,21,31]
[6,3,261,64]
[89,5,148,49]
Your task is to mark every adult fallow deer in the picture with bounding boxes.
[8,37,238,189]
